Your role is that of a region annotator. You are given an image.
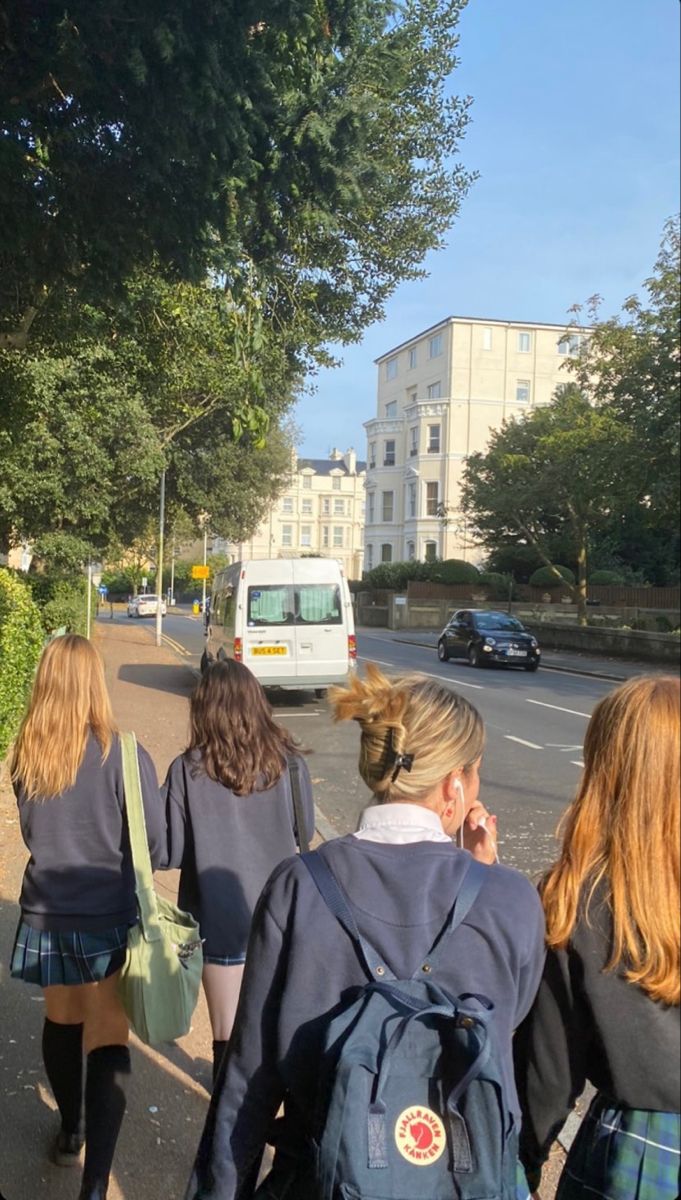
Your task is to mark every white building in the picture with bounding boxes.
[225,448,366,579]
[363,316,588,569]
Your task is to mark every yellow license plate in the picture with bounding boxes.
[251,646,288,656]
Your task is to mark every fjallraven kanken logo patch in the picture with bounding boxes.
[395,1107,446,1165]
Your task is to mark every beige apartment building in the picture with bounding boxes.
[363,316,589,569]
[225,448,366,579]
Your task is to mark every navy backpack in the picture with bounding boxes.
[299,851,520,1200]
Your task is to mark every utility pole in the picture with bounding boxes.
[169,536,176,606]
[201,520,208,613]
[86,560,93,639]
[155,469,166,648]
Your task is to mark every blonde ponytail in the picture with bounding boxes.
[331,663,484,803]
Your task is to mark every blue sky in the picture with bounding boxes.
[294,0,681,457]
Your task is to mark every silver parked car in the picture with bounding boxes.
[127,594,167,618]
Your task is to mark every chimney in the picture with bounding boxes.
[343,447,357,475]
[329,447,343,461]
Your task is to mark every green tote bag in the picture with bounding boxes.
[118,732,203,1044]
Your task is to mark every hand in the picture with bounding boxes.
[462,804,498,864]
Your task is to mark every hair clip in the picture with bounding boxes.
[391,752,414,782]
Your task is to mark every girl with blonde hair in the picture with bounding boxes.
[10,634,164,1200]
[515,675,680,1199]
[186,664,545,1199]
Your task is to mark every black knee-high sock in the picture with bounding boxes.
[42,1019,84,1135]
[81,1045,131,1190]
[212,1040,228,1088]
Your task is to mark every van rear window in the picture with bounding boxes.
[247,585,342,626]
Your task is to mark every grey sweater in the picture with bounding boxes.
[16,732,164,933]
[161,751,315,960]
[515,881,681,1182]
[187,836,546,1199]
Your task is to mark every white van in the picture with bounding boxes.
[203,558,357,694]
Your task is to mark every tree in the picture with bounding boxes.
[1,1,473,352]
[461,385,634,624]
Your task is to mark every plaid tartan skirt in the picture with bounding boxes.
[557,1093,680,1200]
[10,919,130,987]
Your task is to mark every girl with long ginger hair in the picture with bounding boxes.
[161,658,315,1087]
[515,676,680,1200]
[10,635,164,1200]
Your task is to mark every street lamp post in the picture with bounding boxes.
[155,469,166,648]
[201,521,208,613]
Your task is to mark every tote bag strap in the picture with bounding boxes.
[287,754,310,854]
[120,731,162,942]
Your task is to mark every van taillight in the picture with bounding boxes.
[234,638,243,662]
[348,635,357,660]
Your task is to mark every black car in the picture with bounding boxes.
[437,609,541,671]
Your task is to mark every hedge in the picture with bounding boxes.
[28,575,94,637]
[362,559,480,591]
[588,569,625,586]
[529,565,576,589]
[0,569,44,761]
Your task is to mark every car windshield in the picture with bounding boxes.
[247,584,342,626]
[140,595,158,602]
[474,613,524,633]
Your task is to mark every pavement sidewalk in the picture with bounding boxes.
[379,627,674,681]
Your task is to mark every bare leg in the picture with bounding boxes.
[202,963,245,1041]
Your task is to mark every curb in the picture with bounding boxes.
[314,805,339,844]
[392,637,628,683]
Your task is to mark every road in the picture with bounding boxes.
[128,604,619,878]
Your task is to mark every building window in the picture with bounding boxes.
[334,498,345,515]
[558,333,586,356]
[367,492,375,523]
[302,498,313,514]
[282,496,294,513]
[381,491,394,522]
[408,482,417,518]
[426,381,442,400]
[429,333,443,358]
[385,400,397,418]
[332,475,341,490]
[301,525,312,548]
[408,347,418,369]
[386,357,398,381]
[409,427,418,456]
[425,481,439,516]
[281,525,293,547]
[407,541,416,561]
[333,526,344,548]
[482,327,493,350]
[424,541,438,563]
[518,331,531,353]
[369,441,376,469]
[366,544,374,570]
[303,474,312,489]
[427,424,440,453]
[516,380,531,404]
[384,439,396,467]
[322,526,329,547]
[381,543,393,563]
[322,497,330,515]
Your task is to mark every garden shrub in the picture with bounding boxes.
[427,559,480,585]
[529,565,576,589]
[0,569,44,760]
[28,575,94,637]
[588,569,625,586]
[362,561,426,591]
[477,571,515,599]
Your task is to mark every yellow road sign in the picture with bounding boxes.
[191,565,210,580]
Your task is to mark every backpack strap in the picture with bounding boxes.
[415,857,487,977]
[302,851,397,982]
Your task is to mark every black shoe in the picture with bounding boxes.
[53,1128,84,1167]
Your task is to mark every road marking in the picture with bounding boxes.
[571,760,585,768]
[358,656,484,690]
[162,634,191,657]
[505,735,543,750]
[526,698,590,718]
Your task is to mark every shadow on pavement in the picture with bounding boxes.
[117,663,197,698]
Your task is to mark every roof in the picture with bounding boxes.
[297,457,367,476]
[375,314,593,363]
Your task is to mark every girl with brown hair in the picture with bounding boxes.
[186,664,545,1199]
[161,658,315,1086]
[9,634,164,1200]
[515,675,681,1199]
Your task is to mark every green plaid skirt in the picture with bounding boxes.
[557,1094,680,1200]
[10,919,130,986]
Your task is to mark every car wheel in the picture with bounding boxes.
[437,639,450,662]
[468,645,482,668]
[525,661,540,672]
[314,688,328,700]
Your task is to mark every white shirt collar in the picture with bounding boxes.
[354,802,451,845]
